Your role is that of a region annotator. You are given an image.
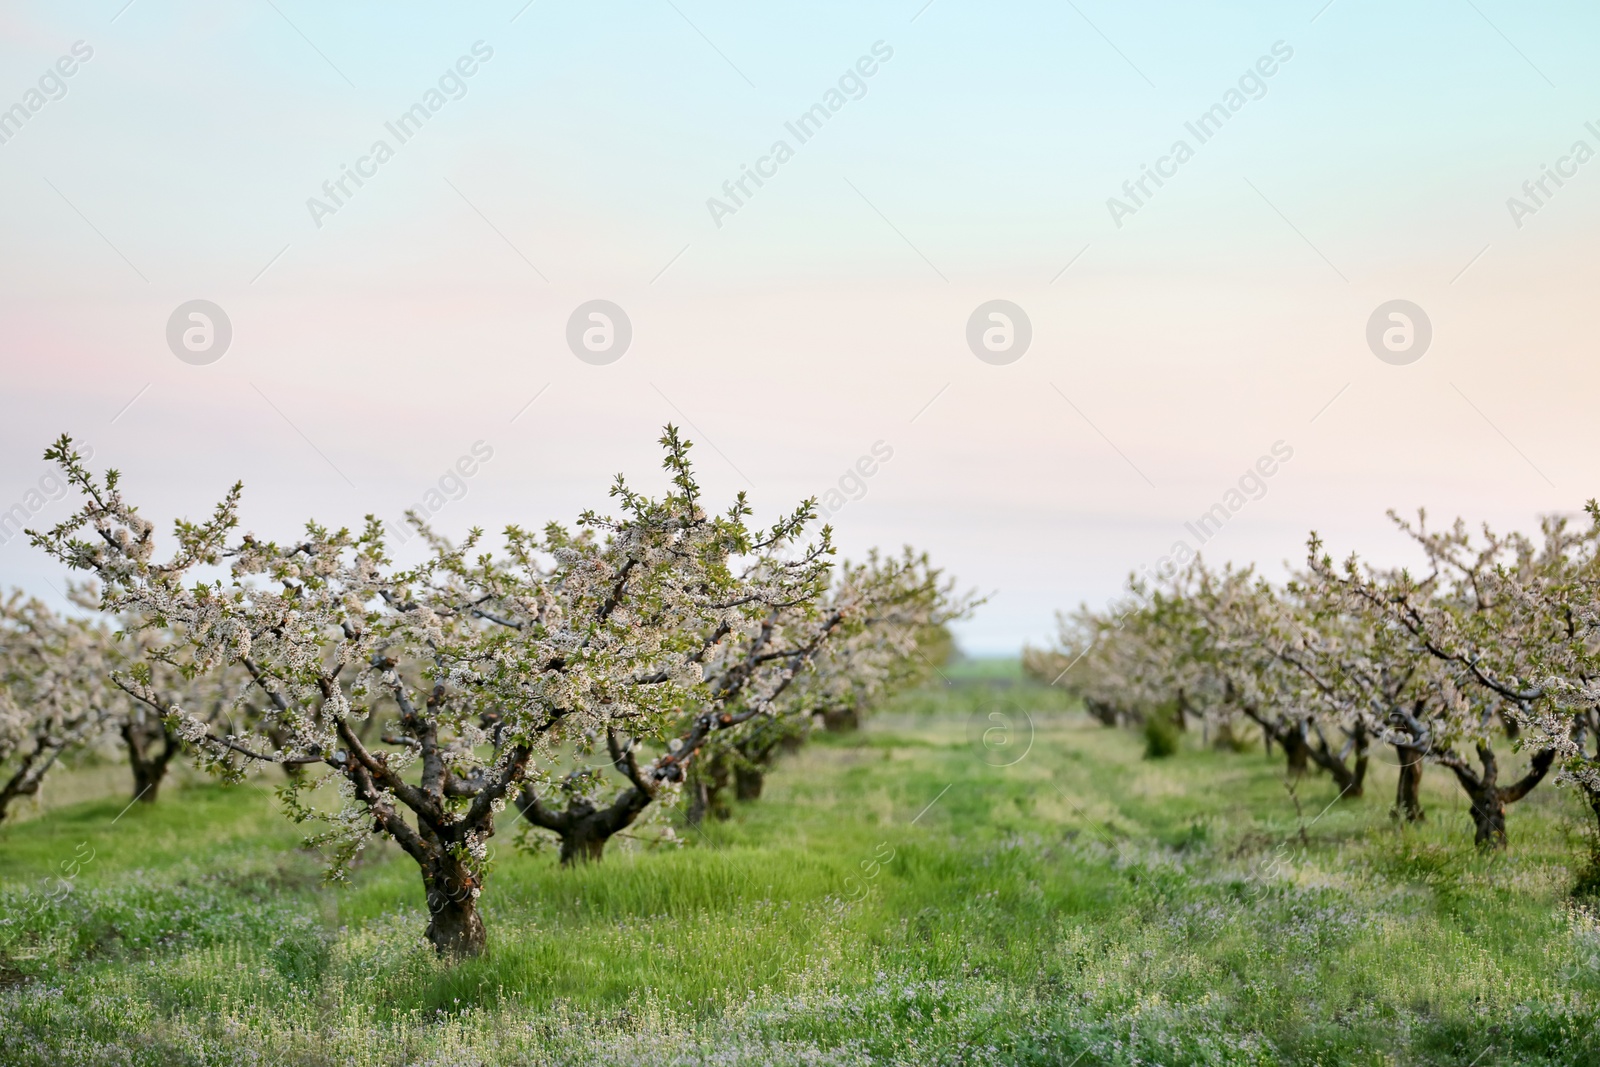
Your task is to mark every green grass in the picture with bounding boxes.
[940,656,1030,684]
[3,677,1599,1065]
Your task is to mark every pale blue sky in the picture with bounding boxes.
[3,2,1598,652]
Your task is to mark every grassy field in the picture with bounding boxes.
[3,666,1599,1065]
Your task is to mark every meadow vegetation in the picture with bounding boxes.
[4,668,1599,1066]
[7,436,1600,1064]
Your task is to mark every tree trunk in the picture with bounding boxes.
[130,757,165,804]
[0,773,33,824]
[122,717,177,804]
[685,780,731,825]
[1210,721,1243,751]
[422,859,485,957]
[0,746,55,822]
[821,707,860,732]
[1300,721,1365,797]
[558,825,609,865]
[685,758,730,827]
[1442,744,1555,851]
[1084,698,1119,727]
[685,780,711,827]
[425,896,486,958]
[1465,786,1507,849]
[555,791,653,865]
[515,782,655,867]
[0,713,109,824]
[1313,753,1364,797]
[1392,744,1426,823]
[1347,751,1369,798]
[734,766,764,801]
[1282,728,1309,775]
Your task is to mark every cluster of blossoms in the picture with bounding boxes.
[1027,506,1600,850]
[0,591,117,822]
[518,545,973,844]
[0,582,255,822]
[26,428,965,957]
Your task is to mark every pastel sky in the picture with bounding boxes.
[2,1,1598,653]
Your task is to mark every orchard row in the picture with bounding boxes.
[3,428,969,957]
[1027,507,1600,851]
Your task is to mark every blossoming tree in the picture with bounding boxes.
[29,428,828,955]
[0,591,115,823]
[1312,512,1580,846]
[681,548,971,823]
[510,547,965,861]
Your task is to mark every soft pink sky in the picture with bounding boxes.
[3,1,1597,652]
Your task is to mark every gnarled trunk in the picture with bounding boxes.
[0,771,39,824]
[1234,701,1313,776]
[1084,698,1119,728]
[130,757,165,804]
[685,779,730,826]
[1345,751,1369,798]
[427,899,484,957]
[122,716,178,804]
[556,792,648,864]
[422,856,485,957]
[735,766,764,801]
[1392,744,1426,823]
[820,707,860,732]
[0,715,106,823]
[1464,786,1508,849]
[685,757,730,827]
[1307,722,1368,799]
[731,730,783,804]
[1282,727,1309,775]
[512,727,668,865]
[515,783,654,866]
[1210,720,1239,751]
[1442,743,1555,851]
[685,781,709,827]
[560,831,608,866]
